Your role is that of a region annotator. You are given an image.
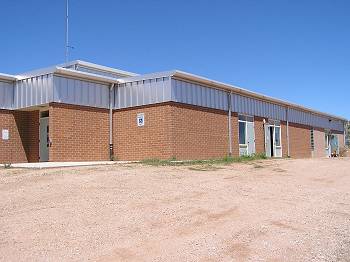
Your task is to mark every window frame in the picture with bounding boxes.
[238,114,254,147]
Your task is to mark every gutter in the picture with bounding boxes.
[109,83,115,160]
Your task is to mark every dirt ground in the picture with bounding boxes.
[0,158,350,262]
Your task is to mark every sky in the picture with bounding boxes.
[1,0,349,119]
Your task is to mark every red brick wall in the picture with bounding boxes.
[281,121,288,158]
[113,104,173,161]
[288,123,312,158]
[170,104,232,160]
[113,103,234,161]
[312,128,326,158]
[49,103,109,162]
[0,109,39,163]
[231,113,239,157]
[254,117,265,155]
[0,103,343,162]
[113,103,315,160]
[14,111,40,163]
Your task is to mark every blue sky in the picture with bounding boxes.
[1,0,349,119]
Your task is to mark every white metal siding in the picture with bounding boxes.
[232,94,286,121]
[14,74,53,109]
[288,108,344,131]
[171,79,228,111]
[53,76,110,109]
[114,77,171,109]
[0,81,14,109]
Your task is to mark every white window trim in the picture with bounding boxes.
[238,115,255,155]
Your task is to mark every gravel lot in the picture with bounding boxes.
[0,158,350,261]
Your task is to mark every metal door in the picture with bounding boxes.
[39,117,49,162]
[325,134,331,157]
[264,124,271,157]
[247,121,255,155]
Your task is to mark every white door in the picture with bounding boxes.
[40,117,49,162]
[264,124,271,157]
[239,120,248,156]
[265,123,282,158]
[274,125,282,157]
[325,134,331,157]
[247,121,255,155]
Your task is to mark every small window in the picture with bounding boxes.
[239,115,246,121]
[40,111,49,118]
[239,121,246,145]
[275,126,281,147]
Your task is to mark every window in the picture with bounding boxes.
[239,115,253,122]
[275,126,281,147]
[310,129,315,151]
[239,121,246,145]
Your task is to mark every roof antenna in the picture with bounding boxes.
[65,0,74,63]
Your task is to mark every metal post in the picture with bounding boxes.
[286,107,290,157]
[65,0,69,62]
[344,121,347,148]
[228,92,232,156]
[109,84,114,160]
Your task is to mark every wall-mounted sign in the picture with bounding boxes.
[137,113,145,127]
[2,129,9,140]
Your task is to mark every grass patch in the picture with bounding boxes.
[141,153,267,167]
[188,165,223,171]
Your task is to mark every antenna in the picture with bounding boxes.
[65,0,69,62]
[65,0,74,62]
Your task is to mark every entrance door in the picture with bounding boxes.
[325,133,331,157]
[265,122,282,158]
[269,126,275,157]
[39,117,49,162]
[246,121,255,155]
[265,124,272,157]
[274,125,282,157]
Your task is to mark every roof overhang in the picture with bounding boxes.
[60,60,139,77]
[17,66,120,85]
[54,67,120,84]
[0,73,17,82]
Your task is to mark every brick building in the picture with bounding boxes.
[0,61,347,163]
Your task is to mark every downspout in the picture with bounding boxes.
[286,107,290,157]
[228,92,232,156]
[109,83,115,160]
[344,121,347,148]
